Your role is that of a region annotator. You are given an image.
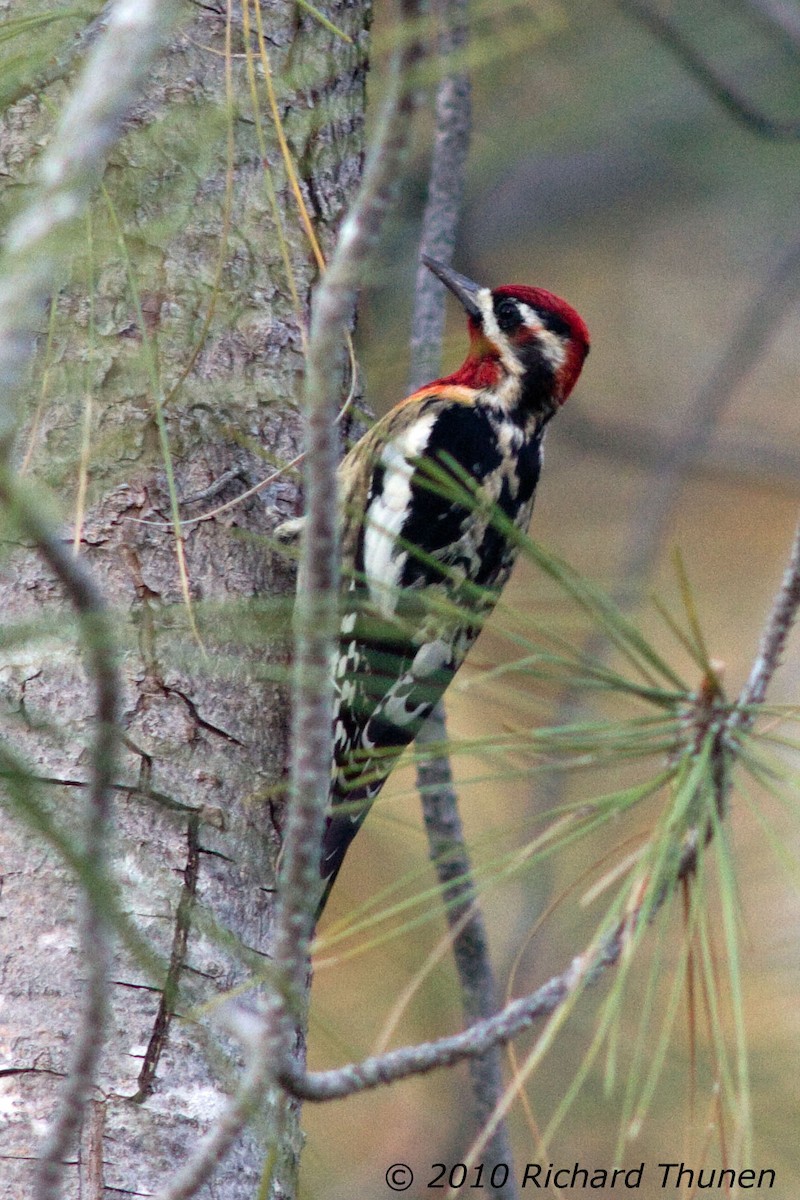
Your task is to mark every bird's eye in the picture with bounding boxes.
[494,297,522,334]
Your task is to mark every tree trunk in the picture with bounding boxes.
[0,3,370,1196]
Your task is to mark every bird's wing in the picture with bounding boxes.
[320,391,527,905]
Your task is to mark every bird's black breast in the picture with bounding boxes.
[398,401,542,590]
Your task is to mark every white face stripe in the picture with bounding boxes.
[517,301,567,369]
[476,289,523,378]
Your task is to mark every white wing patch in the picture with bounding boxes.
[362,411,437,616]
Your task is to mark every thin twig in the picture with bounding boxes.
[734,516,800,719]
[407,4,518,1191]
[616,0,800,139]
[417,710,518,1198]
[281,824,715,1103]
[153,5,425,1196]
[0,4,176,1198]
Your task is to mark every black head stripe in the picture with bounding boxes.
[495,293,573,341]
[540,310,573,338]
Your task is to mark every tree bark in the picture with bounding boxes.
[0,3,370,1196]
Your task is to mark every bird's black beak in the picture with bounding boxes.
[422,255,483,322]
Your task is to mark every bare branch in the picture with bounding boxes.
[282,944,596,1101]
[734,517,800,719]
[406,4,517,1187]
[616,0,800,140]
[417,708,518,1197]
[408,0,471,393]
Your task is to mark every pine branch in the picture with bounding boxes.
[281,825,707,1104]
[275,497,800,1106]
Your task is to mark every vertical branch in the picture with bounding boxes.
[408,0,472,393]
[275,0,425,1014]
[0,4,178,1198]
[408,4,518,1193]
[416,715,519,1198]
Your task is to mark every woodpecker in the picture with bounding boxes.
[318,256,589,915]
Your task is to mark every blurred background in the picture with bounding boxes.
[303,1,800,1196]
